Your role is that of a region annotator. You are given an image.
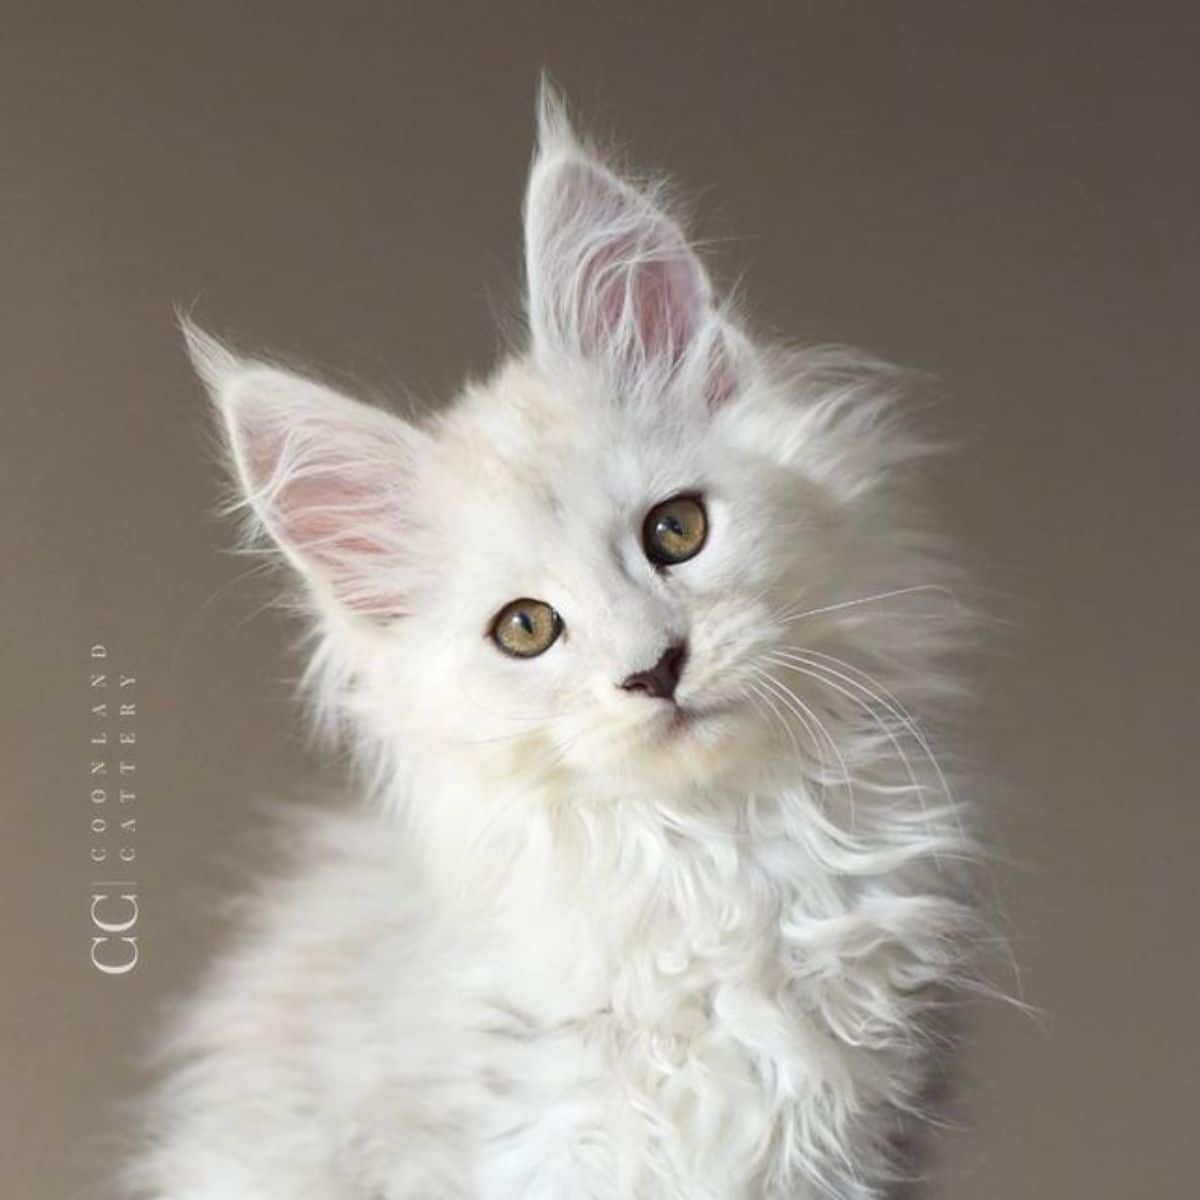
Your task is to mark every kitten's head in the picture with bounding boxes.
[189,89,955,802]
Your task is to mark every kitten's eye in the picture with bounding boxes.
[643,495,708,566]
[491,598,563,658]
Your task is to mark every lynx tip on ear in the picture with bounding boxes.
[177,313,244,395]
[534,73,581,160]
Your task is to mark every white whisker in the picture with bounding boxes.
[778,647,963,841]
[778,584,960,626]
[754,664,857,829]
[767,653,932,847]
[747,671,806,762]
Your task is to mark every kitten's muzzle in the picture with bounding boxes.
[620,642,688,702]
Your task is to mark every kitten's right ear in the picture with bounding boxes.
[182,319,428,623]
[524,81,736,406]
[525,85,710,373]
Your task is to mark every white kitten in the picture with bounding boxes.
[126,86,988,1199]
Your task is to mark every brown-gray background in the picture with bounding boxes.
[3,4,1197,1197]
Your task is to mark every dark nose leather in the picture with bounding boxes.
[621,642,687,701]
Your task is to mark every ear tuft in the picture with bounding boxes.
[534,73,581,163]
[179,313,243,396]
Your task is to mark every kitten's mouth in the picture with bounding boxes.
[660,698,732,737]
[663,706,694,735]
[622,696,752,781]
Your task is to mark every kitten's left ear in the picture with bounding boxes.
[524,85,734,404]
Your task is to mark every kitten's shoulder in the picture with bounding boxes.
[158,804,442,1060]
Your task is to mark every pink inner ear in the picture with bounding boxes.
[240,416,411,621]
[278,476,390,560]
[279,473,410,620]
[533,158,712,377]
[582,224,705,369]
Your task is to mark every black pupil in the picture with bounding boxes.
[516,610,534,635]
[662,515,684,537]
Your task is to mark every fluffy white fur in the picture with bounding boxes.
[125,86,989,1200]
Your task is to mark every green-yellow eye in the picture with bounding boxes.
[491,598,562,658]
[643,495,708,566]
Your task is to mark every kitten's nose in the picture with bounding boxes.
[620,642,688,702]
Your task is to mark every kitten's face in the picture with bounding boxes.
[374,362,836,789]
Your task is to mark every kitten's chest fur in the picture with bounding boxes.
[440,784,939,1199]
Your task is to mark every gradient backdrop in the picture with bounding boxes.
[3,5,1197,1197]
